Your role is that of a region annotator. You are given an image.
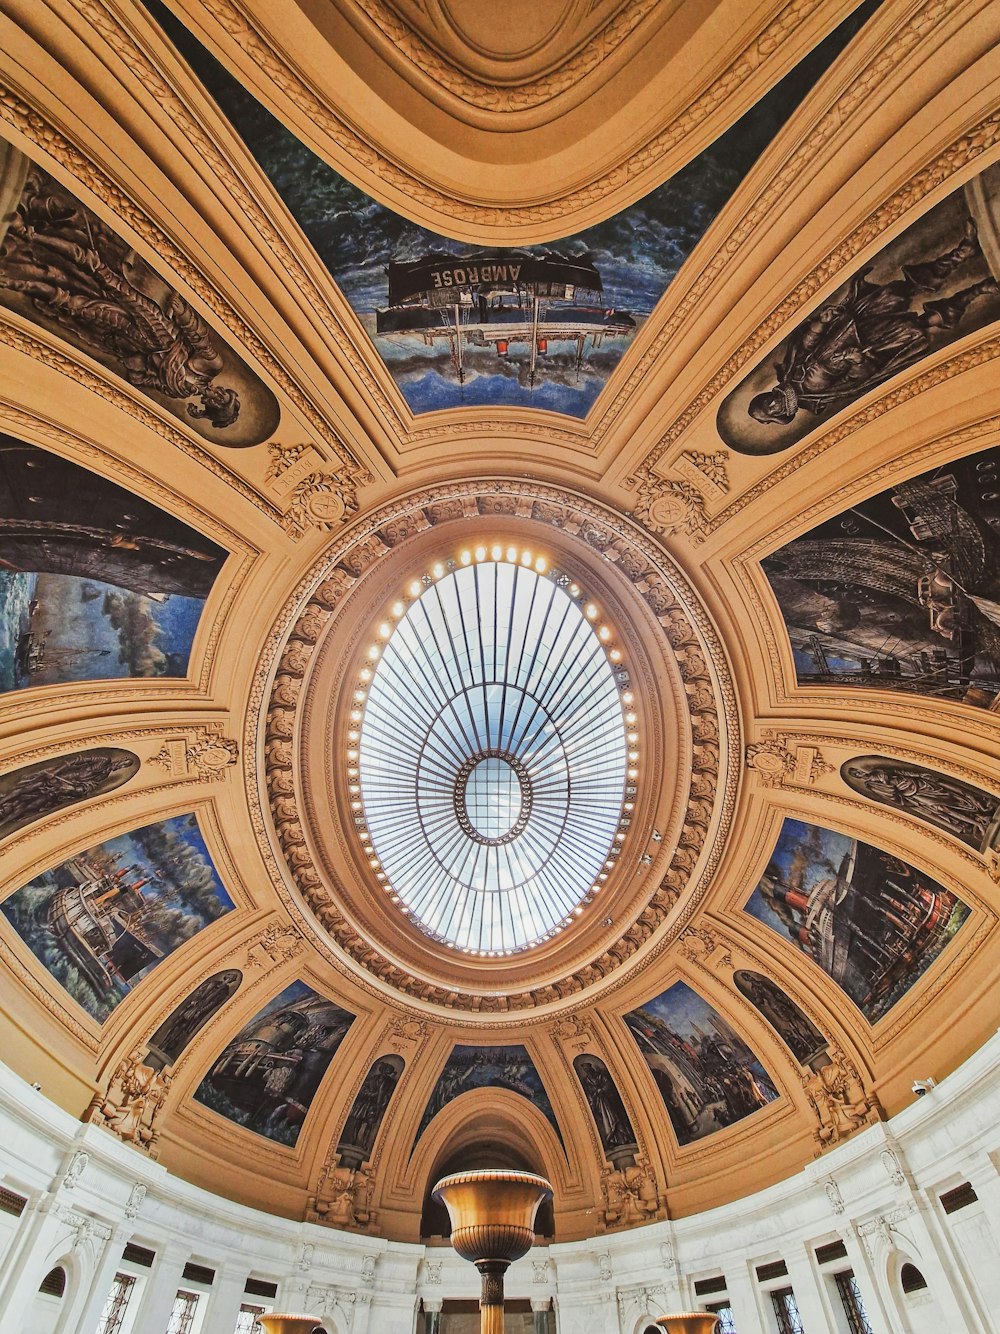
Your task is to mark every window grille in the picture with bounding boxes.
[96,1273,136,1334]
[706,1300,737,1333]
[166,1290,200,1334]
[234,1304,266,1334]
[38,1267,66,1297]
[814,1240,848,1265]
[834,1271,873,1334]
[771,1287,804,1334]
[695,1275,728,1295]
[245,1278,278,1299]
[756,1260,789,1282]
[940,1182,978,1214]
[122,1243,155,1267]
[0,1185,27,1217]
[900,1264,928,1293]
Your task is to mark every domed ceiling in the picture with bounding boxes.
[0,0,999,1246]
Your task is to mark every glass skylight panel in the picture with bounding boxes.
[354,552,635,954]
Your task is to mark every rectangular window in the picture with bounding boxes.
[234,1304,266,1334]
[97,1273,136,1334]
[835,1271,874,1334]
[166,1290,200,1334]
[771,1287,805,1334]
[706,1300,737,1333]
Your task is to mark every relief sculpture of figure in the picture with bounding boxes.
[747,220,997,429]
[0,167,241,428]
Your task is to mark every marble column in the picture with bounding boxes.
[423,1294,443,1334]
[131,1240,190,1334]
[202,1261,255,1334]
[531,1295,551,1334]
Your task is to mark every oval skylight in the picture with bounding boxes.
[352,551,635,954]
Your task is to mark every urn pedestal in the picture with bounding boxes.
[433,1169,553,1334]
[654,1316,720,1333]
[256,1316,325,1334]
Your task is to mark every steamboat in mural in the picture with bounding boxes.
[376,252,635,390]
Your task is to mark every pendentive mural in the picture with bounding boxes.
[761,444,1000,709]
[413,1044,562,1148]
[841,755,1000,853]
[0,814,234,1023]
[0,436,228,692]
[719,162,1000,454]
[0,138,280,446]
[147,0,880,418]
[623,981,780,1147]
[335,1054,404,1170]
[744,818,971,1024]
[573,1052,639,1166]
[0,747,139,843]
[193,981,354,1146]
[145,968,243,1071]
[732,969,828,1067]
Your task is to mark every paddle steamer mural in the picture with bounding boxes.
[744,819,970,1024]
[761,444,1000,709]
[143,0,881,417]
[1,815,234,1023]
[624,981,779,1147]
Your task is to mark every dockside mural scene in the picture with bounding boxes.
[841,755,1000,853]
[761,444,1000,708]
[0,747,139,843]
[414,1044,562,1147]
[193,981,355,1146]
[0,435,227,692]
[744,818,971,1024]
[146,0,880,418]
[719,162,1000,454]
[0,814,234,1023]
[0,139,280,446]
[623,981,780,1146]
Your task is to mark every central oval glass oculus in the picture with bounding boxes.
[355,557,632,954]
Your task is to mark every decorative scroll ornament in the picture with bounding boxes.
[244,923,306,969]
[825,1179,845,1215]
[60,1150,90,1191]
[745,736,833,788]
[149,725,239,782]
[265,443,363,537]
[124,1184,146,1220]
[84,1048,172,1155]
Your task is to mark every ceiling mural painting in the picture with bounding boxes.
[841,755,1000,853]
[732,970,829,1070]
[719,161,1000,454]
[413,1044,562,1149]
[0,746,140,844]
[0,435,228,692]
[761,443,1000,709]
[572,1052,639,1167]
[146,0,880,419]
[0,139,280,447]
[743,818,971,1025]
[335,1053,405,1170]
[145,967,243,1071]
[0,814,234,1024]
[623,980,780,1147]
[193,981,355,1146]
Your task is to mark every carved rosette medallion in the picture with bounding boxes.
[249,480,737,1014]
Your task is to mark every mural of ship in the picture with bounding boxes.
[376,251,636,385]
[45,852,164,996]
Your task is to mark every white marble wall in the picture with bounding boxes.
[3,1033,1000,1334]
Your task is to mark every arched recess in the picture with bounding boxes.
[402,1089,571,1244]
[887,1253,948,1334]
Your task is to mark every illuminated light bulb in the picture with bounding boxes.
[615,832,626,842]
[347,768,358,779]
[598,873,608,881]
[585,603,598,620]
[628,768,638,780]
[367,645,380,661]
[390,894,400,904]
[629,750,639,762]
[491,544,502,560]
[460,550,472,565]
[432,562,445,579]
[605,861,614,869]
[598,626,611,641]
[400,906,410,914]
[369,857,380,868]
[627,732,638,743]
[521,550,532,566]
[349,784,359,795]
[625,712,637,724]
[535,556,547,573]
[348,730,359,741]
[376,872,386,881]
[609,648,622,662]
[350,709,362,722]
[475,545,487,561]
[623,692,634,705]
[569,583,580,597]
[391,601,405,618]
[347,749,358,761]
[360,669,372,683]
[353,691,366,704]
[574,906,584,915]
[378,622,391,639]
[506,546,518,563]
[350,800,361,810]
[409,580,422,597]
[624,802,634,811]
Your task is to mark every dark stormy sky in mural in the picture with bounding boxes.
[145,0,881,418]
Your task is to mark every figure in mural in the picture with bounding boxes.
[0,814,234,1023]
[0,435,228,693]
[733,970,828,1067]
[761,444,1000,708]
[0,142,279,446]
[147,0,881,418]
[623,981,779,1147]
[336,1054,403,1169]
[573,1053,639,1165]
[744,818,971,1023]
[145,969,242,1071]
[842,756,1000,853]
[719,163,1000,453]
[414,1045,562,1148]
[194,982,354,1146]
[0,747,139,842]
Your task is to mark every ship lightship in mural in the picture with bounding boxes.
[46,851,164,996]
[376,251,635,387]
